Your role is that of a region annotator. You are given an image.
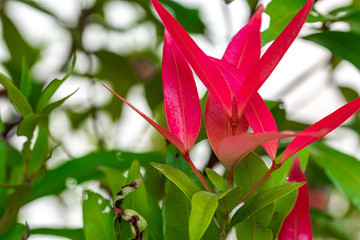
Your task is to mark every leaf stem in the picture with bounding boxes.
[184,154,212,192]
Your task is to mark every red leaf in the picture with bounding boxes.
[211,59,278,160]
[280,97,360,164]
[150,0,232,116]
[237,0,314,116]
[103,83,185,154]
[162,30,201,152]
[222,5,263,76]
[205,93,248,152]
[216,132,297,170]
[244,95,278,160]
[278,156,313,240]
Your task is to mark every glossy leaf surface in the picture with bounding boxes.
[304,31,360,70]
[189,191,218,240]
[310,143,360,209]
[205,168,227,191]
[162,181,190,240]
[222,5,262,76]
[150,0,232,116]
[281,97,360,163]
[229,182,304,229]
[237,0,314,116]
[234,153,274,226]
[216,132,297,170]
[162,30,201,151]
[278,156,312,239]
[151,162,200,199]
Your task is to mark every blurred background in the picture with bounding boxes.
[1,0,360,239]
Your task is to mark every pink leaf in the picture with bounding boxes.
[162,30,201,152]
[216,132,297,170]
[278,156,313,240]
[205,93,248,152]
[244,95,278,160]
[280,97,360,164]
[103,83,185,155]
[150,0,232,116]
[211,59,279,160]
[222,5,263,76]
[237,0,314,116]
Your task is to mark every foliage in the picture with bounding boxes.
[1,0,360,239]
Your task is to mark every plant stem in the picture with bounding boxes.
[184,154,212,192]
[219,211,228,240]
[236,164,278,205]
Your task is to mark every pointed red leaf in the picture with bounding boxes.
[162,30,201,152]
[216,132,297,170]
[237,0,314,116]
[150,0,232,116]
[244,95,278,160]
[222,5,263,76]
[211,58,279,160]
[103,83,185,154]
[280,97,360,164]
[278,156,313,240]
[205,93,248,152]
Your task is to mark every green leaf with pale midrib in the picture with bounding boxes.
[229,182,304,229]
[310,142,360,209]
[151,162,200,199]
[189,191,218,240]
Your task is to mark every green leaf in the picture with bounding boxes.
[122,160,163,240]
[235,217,273,240]
[189,191,218,240]
[205,168,227,191]
[304,31,360,70]
[310,142,360,210]
[28,151,164,202]
[272,147,309,186]
[151,162,200,199]
[217,187,242,214]
[20,58,31,98]
[267,190,297,238]
[17,114,40,138]
[36,54,76,113]
[165,145,205,190]
[82,191,115,240]
[234,153,274,226]
[262,0,308,45]
[1,13,39,83]
[42,88,78,114]
[162,181,190,240]
[31,228,84,240]
[0,223,28,240]
[229,182,304,229]
[161,0,205,34]
[29,127,48,174]
[0,73,32,117]
[99,166,126,196]
[0,140,5,183]
[339,86,360,102]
